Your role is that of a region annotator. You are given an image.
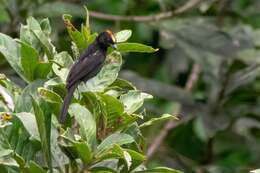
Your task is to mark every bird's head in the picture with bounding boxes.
[97,30,117,50]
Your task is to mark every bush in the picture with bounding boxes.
[0,8,181,173]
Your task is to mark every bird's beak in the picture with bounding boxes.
[111,44,117,49]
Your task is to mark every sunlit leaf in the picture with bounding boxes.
[115,30,132,43]
[120,90,153,114]
[68,103,96,146]
[38,87,63,103]
[97,133,134,154]
[81,51,122,92]
[117,43,158,53]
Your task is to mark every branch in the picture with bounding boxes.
[89,0,202,22]
[119,70,194,106]
[146,64,201,160]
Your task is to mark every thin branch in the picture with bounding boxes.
[146,64,201,160]
[120,70,194,106]
[89,0,202,22]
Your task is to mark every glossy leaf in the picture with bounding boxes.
[97,133,134,154]
[117,43,158,53]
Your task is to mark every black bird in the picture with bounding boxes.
[59,30,117,123]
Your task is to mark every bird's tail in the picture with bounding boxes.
[59,83,78,124]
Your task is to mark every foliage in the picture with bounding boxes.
[0,0,260,173]
[0,9,180,173]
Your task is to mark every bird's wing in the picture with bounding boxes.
[66,50,105,89]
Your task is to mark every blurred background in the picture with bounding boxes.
[0,0,260,172]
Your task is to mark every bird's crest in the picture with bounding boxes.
[105,30,116,43]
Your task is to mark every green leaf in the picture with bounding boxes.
[0,115,40,165]
[81,51,122,92]
[125,149,145,171]
[73,141,92,164]
[31,97,52,172]
[38,87,63,104]
[15,80,45,113]
[40,18,51,36]
[68,103,96,146]
[133,167,183,173]
[19,41,39,81]
[21,17,56,60]
[117,43,158,53]
[99,94,124,126]
[139,114,178,128]
[120,90,153,114]
[29,17,56,59]
[115,30,132,43]
[28,161,47,173]
[108,78,136,91]
[52,51,73,83]
[15,112,40,141]
[97,133,134,154]
[62,14,87,53]
[0,33,27,82]
[34,62,52,79]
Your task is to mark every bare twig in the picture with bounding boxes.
[89,0,202,22]
[146,64,201,160]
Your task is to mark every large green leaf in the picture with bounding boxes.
[81,51,122,92]
[73,141,92,164]
[68,103,96,146]
[20,17,56,60]
[28,161,47,173]
[28,17,56,59]
[19,41,38,81]
[15,80,45,113]
[97,133,134,154]
[31,98,52,172]
[117,43,158,53]
[15,112,40,141]
[0,115,40,166]
[0,33,27,82]
[120,90,153,114]
[52,51,73,83]
[98,94,124,127]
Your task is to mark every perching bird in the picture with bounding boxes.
[59,30,117,123]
